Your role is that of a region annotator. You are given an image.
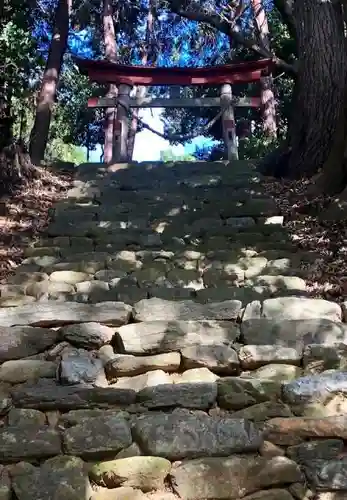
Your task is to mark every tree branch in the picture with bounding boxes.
[167,0,296,74]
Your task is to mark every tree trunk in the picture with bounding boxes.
[286,0,346,181]
[126,1,156,161]
[0,81,13,150]
[260,75,277,138]
[126,86,145,161]
[251,0,277,138]
[310,85,347,195]
[29,0,71,165]
[103,0,118,163]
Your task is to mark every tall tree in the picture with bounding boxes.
[285,0,346,193]
[164,0,347,194]
[126,0,157,161]
[102,0,118,163]
[251,0,277,138]
[29,0,72,165]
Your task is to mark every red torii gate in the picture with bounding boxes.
[74,57,274,163]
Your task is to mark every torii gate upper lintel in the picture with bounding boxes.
[74,56,274,163]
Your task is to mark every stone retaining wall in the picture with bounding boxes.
[0,296,347,499]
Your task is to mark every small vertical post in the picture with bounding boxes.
[170,86,180,98]
[104,84,118,163]
[86,123,90,162]
[113,83,132,163]
[220,84,238,161]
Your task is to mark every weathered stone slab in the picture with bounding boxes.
[136,382,217,409]
[0,360,57,383]
[303,343,347,375]
[49,270,92,284]
[111,370,172,392]
[230,401,293,421]
[0,295,36,307]
[282,371,347,409]
[0,301,132,327]
[287,439,344,463]
[0,425,61,462]
[133,297,242,321]
[114,320,239,354]
[59,408,130,427]
[170,456,302,499]
[225,216,255,228]
[26,280,75,299]
[24,245,61,258]
[245,275,306,296]
[149,286,195,301]
[195,285,260,304]
[90,456,171,490]
[75,279,110,295]
[11,379,136,410]
[104,287,148,305]
[238,345,302,369]
[181,344,239,374]
[7,408,46,427]
[106,352,181,377]
[10,455,92,500]
[63,415,132,458]
[243,298,342,322]
[172,367,218,384]
[305,457,347,490]
[59,322,115,349]
[240,319,347,348]
[244,363,302,382]
[133,409,262,460]
[0,326,59,362]
[59,348,107,386]
[217,377,281,410]
[265,415,347,440]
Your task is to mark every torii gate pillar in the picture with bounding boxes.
[75,57,274,163]
[112,84,131,163]
[221,84,238,161]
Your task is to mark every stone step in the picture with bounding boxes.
[0,160,345,499]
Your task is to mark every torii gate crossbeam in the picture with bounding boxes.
[74,57,274,163]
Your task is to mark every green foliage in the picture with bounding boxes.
[0,21,38,94]
[54,58,104,150]
[160,2,296,160]
[238,132,279,160]
[160,148,196,162]
[1,0,297,164]
[46,140,86,164]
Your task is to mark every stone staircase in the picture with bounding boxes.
[0,160,347,500]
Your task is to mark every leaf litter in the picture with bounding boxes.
[264,177,347,302]
[0,165,72,284]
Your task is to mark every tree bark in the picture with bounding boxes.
[29,0,71,165]
[286,0,346,181]
[126,86,145,161]
[126,1,156,161]
[0,81,13,150]
[103,0,118,163]
[251,0,277,138]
